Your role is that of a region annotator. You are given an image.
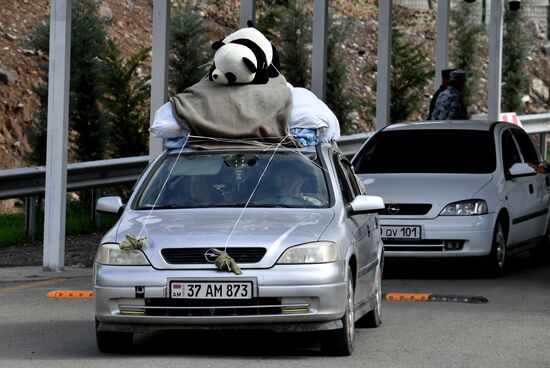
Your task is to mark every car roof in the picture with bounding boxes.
[381,120,504,132]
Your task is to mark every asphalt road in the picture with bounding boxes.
[0,254,549,368]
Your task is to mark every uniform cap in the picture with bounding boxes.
[450,69,466,81]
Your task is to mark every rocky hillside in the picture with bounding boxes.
[1,0,549,173]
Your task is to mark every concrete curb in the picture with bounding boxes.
[0,266,92,283]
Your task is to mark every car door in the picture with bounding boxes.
[511,128,550,239]
[333,154,374,303]
[500,128,543,245]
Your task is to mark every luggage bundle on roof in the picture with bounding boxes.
[150,21,340,149]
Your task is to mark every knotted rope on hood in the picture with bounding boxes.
[119,234,147,250]
[211,249,242,275]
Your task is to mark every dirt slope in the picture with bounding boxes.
[0,0,548,174]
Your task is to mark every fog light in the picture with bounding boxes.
[120,309,145,315]
[444,240,464,250]
[281,306,310,314]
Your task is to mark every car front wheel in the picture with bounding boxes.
[96,319,133,353]
[487,221,507,276]
[320,266,355,356]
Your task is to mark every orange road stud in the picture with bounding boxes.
[46,290,94,299]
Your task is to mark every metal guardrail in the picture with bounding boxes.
[0,156,149,201]
[1,113,549,202]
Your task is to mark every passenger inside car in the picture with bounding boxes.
[160,175,223,207]
[271,164,305,196]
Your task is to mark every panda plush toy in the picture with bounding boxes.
[209,21,281,85]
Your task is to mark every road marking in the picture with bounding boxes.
[0,278,66,292]
[384,293,488,304]
[46,290,94,299]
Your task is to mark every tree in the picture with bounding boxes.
[451,1,486,110]
[169,0,211,92]
[25,22,49,166]
[389,24,431,122]
[502,4,529,114]
[279,0,311,88]
[68,0,109,162]
[26,0,109,164]
[326,14,358,134]
[99,39,151,158]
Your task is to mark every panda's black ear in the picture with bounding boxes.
[208,62,216,81]
[212,40,225,50]
[247,20,255,28]
[242,57,257,73]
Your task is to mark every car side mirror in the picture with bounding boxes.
[348,195,385,216]
[506,162,536,180]
[96,196,125,216]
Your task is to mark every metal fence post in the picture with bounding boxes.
[25,196,37,240]
[540,132,548,160]
[92,188,101,229]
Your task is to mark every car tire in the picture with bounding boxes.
[96,319,133,353]
[320,266,355,356]
[530,219,550,264]
[358,255,383,328]
[487,221,507,276]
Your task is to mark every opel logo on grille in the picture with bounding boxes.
[387,204,400,215]
[204,249,219,263]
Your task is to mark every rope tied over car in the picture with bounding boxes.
[209,248,242,275]
[119,233,147,250]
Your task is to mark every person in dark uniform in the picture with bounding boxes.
[431,69,468,120]
[427,68,455,120]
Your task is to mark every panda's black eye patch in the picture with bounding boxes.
[225,73,236,85]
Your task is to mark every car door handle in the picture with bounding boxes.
[529,184,534,194]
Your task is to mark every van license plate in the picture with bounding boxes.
[381,225,421,240]
[170,281,253,299]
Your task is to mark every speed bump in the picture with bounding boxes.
[384,293,488,304]
[46,290,94,299]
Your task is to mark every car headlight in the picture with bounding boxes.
[95,243,150,265]
[277,241,339,264]
[439,200,488,216]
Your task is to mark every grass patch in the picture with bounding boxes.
[0,212,27,245]
[0,199,118,247]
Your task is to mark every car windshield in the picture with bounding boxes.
[136,151,330,209]
[354,129,496,174]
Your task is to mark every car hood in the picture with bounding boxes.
[359,173,493,215]
[114,208,335,269]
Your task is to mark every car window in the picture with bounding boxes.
[354,129,496,174]
[335,155,361,202]
[136,151,330,209]
[501,129,522,171]
[511,128,540,165]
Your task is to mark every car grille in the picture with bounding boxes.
[382,203,432,216]
[122,298,309,317]
[161,248,266,264]
[384,240,444,252]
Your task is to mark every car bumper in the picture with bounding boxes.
[380,213,495,258]
[94,261,348,332]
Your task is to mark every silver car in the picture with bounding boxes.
[94,142,385,355]
[352,121,550,275]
